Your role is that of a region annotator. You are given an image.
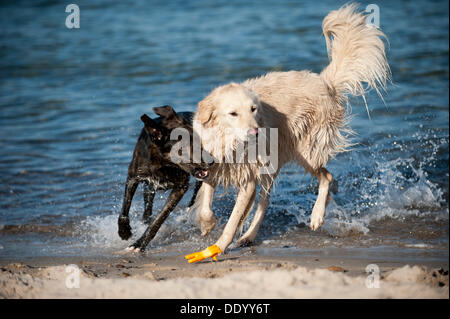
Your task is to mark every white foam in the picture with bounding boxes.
[405,243,429,248]
[74,200,211,254]
[278,155,448,238]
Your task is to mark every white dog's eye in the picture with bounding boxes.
[251,106,257,112]
[229,112,238,117]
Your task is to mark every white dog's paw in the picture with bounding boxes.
[236,235,255,247]
[199,215,216,236]
[310,214,324,231]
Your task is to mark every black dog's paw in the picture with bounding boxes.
[118,216,132,240]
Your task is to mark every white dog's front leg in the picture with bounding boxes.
[236,192,270,246]
[237,173,276,246]
[310,168,332,231]
[197,182,217,236]
[215,181,257,252]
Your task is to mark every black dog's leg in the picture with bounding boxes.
[188,181,202,207]
[143,181,155,224]
[129,186,188,251]
[118,177,139,240]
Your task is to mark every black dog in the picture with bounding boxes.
[118,105,210,252]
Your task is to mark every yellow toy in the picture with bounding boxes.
[185,245,222,263]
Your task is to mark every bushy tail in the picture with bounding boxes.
[320,3,391,109]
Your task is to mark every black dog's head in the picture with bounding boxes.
[141,105,212,180]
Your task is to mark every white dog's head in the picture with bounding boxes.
[196,83,262,142]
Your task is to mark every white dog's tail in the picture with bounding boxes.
[320,3,391,108]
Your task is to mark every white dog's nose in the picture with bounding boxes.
[247,127,258,137]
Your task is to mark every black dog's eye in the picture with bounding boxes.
[229,112,238,117]
[251,106,257,112]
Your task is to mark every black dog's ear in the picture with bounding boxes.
[141,114,157,127]
[140,114,163,141]
[153,105,183,122]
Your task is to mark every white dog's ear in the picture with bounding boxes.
[197,97,215,126]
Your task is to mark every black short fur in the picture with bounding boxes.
[117,105,209,252]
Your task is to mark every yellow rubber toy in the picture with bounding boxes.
[185,245,222,263]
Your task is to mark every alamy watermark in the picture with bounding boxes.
[365,4,380,28]
[65,4,80,29]
[169,124,279,174]
[65,264,80,288]
[365,264,380,288]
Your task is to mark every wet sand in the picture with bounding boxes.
[1,247,448,299]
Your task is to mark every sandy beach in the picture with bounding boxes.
[1,248,448,299]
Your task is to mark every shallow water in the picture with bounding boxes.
[0,0,448,259]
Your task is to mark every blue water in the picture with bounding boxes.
[0,0,448,258]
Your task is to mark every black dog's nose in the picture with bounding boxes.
[194,169,209,180]
[247,127,258,137]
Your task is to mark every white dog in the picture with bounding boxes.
[185,3,391,263]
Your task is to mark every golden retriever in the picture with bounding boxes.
[185,3,391,263]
